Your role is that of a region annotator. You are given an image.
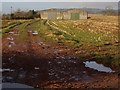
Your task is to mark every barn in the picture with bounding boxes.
[40,9,62,20]
[40,8,88,20]
[63,9,88,20]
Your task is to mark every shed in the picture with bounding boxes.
[40,11,48,19]
[40,8,88,20]
[63,12,71,19]
[40,9,61,20]
[57,12,63,19]
[63,9,88,20]
[71,13,80,20]
[48,12,57,20]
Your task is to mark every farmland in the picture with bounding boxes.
[2,14,119,88]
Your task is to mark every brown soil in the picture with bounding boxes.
[2,23,119,89]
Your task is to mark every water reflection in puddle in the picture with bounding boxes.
[83,61,114,73]
[2,83,34,88]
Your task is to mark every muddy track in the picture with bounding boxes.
[2,20,119,88]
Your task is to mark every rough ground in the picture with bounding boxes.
[2,16,119,89]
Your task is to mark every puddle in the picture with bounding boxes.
[3,76,13,81]
[83,61,114,73]
[2,83,34,88]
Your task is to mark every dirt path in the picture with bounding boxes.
[2,20,119,88]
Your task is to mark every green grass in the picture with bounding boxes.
[2,18,119,70]
[15,20,37,42]
[29,19,118,70]
[2,20,29,35]
[29,19,118,46]
[2,22,22,34]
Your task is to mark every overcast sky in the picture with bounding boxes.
[2,2,118,14]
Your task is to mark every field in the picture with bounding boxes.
[2,14,119,88]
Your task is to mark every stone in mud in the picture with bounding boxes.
[9,32,14,34]
[34,67,40,70]
[32,31,38,35]
[104,42,112,45]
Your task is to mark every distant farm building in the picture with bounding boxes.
[63,9,88,20]
[40,9,63,20]
[39,9,88,20]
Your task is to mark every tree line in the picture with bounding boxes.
[2,8,118,20]
[2,9,40,20]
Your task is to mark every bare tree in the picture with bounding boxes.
[102,6,118,16]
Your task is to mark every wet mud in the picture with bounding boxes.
[2,23,118,88]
